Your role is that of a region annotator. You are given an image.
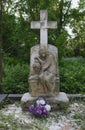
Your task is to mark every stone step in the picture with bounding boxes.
[7,94,23,100]
[67,94,85,98]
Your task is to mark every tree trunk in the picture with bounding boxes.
[0,0,2,93]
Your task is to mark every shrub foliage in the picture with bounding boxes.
[60,57,85,94]
[2,57,85,94]
[2,63,29,94]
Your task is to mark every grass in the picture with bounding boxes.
[0,111,49,130]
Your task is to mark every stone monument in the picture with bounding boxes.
[21,10,69,111]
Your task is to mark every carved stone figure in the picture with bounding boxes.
[29,46,60,96]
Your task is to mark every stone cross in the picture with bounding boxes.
[31,10,57,48]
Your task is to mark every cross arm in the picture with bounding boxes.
[47,21,57,29]
[31,21,40,29]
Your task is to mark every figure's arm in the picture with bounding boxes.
[29,75,39,80]
[34,57,41,64]
[42,55,52,71]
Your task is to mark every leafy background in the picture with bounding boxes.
[0,0,85,94]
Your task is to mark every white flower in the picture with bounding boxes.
[36,100,40,105]
[45,104,51,111]
[36,99,45,105]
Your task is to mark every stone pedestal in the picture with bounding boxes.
[21,92,69,111]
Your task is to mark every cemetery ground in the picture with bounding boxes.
[0,98,85,130]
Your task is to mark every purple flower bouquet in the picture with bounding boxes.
[28,98,51,117]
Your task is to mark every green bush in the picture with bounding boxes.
[2,57,85,94]
[60,57,85,94]
[2,63,29,94]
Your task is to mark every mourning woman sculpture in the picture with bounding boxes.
[29,46,59,96]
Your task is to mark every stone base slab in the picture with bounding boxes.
[21,92,69,111]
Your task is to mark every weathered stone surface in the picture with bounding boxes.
[21,93,36,111]
[29,44,60,97]
[21,92,69,111]
[29,10,60,97]
[31,10,57,47]
[28,10,60,97]
[54,92,69,103]
[21,93,36,102]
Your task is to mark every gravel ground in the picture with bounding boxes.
[0,102,85,130]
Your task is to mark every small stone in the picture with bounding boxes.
[74,103,79,107]
[57,92,69,103]
[21,93,35,102]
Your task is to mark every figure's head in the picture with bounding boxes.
[39,46,47,58]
